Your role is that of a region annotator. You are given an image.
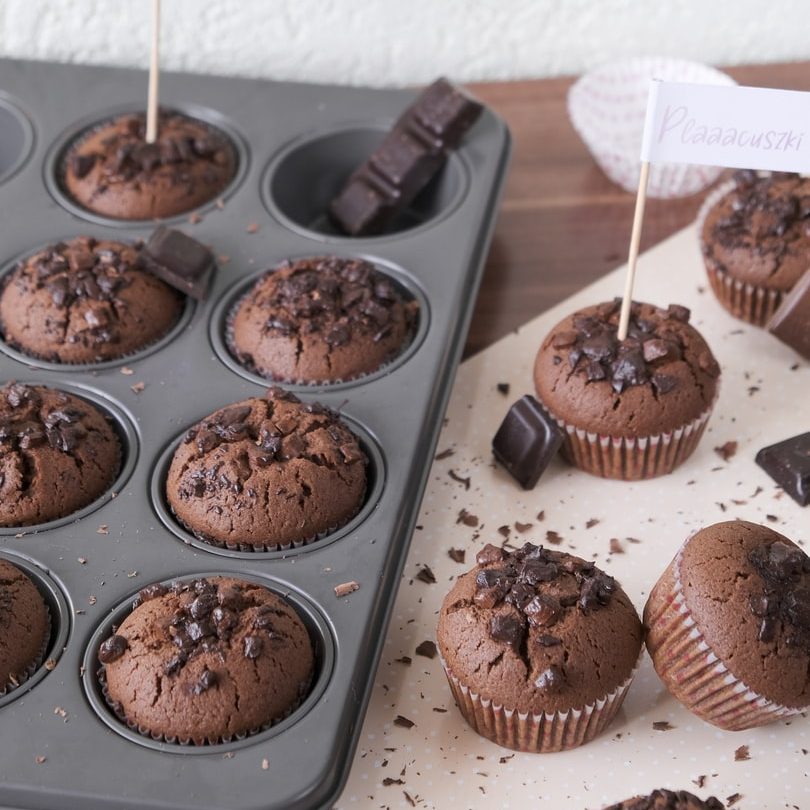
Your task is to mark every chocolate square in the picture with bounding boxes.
[492,395,564,489]
[767,268,810,359]
[756,432,810,506]
[140,226,214,300]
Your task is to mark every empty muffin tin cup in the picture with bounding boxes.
[262,123,469,240]
[0,551,71,709]
[209,256,430,392]
[0,94,34,186]
[0,381,139,536]
[83,572,334,753]
[43,102,249,228]
[151,412,385,558]
[0,241,196,372]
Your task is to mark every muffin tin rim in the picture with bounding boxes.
[0,378,140,536]
[149,409,386,559]
[0,548,72,710]
[0,237,197,373]
[0,90,36,187]
[42,100,251,229]
[260,118,472,244]
[208,253,431,393]
[80,570,336,755]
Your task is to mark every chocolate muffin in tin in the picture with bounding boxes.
[602,789,725,810]
[166,386,367,551]
[228,256,418,385]
[63,110,236,220]
[0,382,120,527]
[0,558,50,696]
[98,576,314,745]
[0,236,183,364]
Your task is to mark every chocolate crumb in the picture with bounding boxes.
[653,720,674,731]
[496,383,510,396]
[545,530,563,545]
[457,508,479,527]
[726,794,742,807]
[448,548,466,564]
[585,518,600,529]
[714,440,738,461]
[334,581,359,597]
[415,640,437,659]
[415,565,436,584]
[393,715,415,729]
[382,777,404,786]
[734,744,750,761]
[497,525,511,538]
[434,448,454,460]
[693,775,707,788]
[514,521,532,533]
[609,538,624,555]
[394,656,412,666]
[448,469,471,490]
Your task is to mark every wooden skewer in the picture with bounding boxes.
[145,0,161,144]
[617,160,651,341]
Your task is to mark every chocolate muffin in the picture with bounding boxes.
[603,789,725,810]
[63,110,236,220]
[0,236,183,364]
[0,558,50,694]
[166,387,367,550]
[533,300,720,479]
[0,383,120,527]
[228,256,417,384]
[645,520,810,731]
[99,576,314,744]
[437,542,643,752]
[700,171,810,326]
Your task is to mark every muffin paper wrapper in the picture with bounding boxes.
[439,650,641,753]
[696,179,787,328]
[538,392,717,481]
[98,665,312,746]
[645,545,804,731]
[0,604,51,698]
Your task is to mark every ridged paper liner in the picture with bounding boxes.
[99,664,312,746]
[537,392,717,481]
[223,276,419,387]
[0,604,51,698]
[440,650,641,753]
[644,545,804,731]
[697,179,792,327]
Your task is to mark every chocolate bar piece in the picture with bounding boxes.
[492,396,564,489]
[756,432,810,506]
[767,269,810,359]
[329,78,483,236]
[139,226,214,300]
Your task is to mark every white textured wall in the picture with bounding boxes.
[0,0,808,87]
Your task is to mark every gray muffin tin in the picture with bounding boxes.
[0,58,510,810]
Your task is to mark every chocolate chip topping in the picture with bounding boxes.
[474,542,617,647]
[553,299,717,394]
[713,171,810,251]
[98,634,129,664]
[254,257,408,344]
[534,664,566,692]
[748,540,810,650]
[70,111,231,187]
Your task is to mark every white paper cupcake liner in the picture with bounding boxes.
[696,179,789,327]
[538,390,717,481]
[440,650,642,753]
[568,58,735,198]
[644,545,804,731]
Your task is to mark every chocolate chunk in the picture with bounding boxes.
[524,594,560,627]
[489,613,525,649]
[329,78,483,236]
[756,432,810,506]
[476,543,505,566]
[70,152,97,179]
[139,226,214,300]
[767,268,810,359]
[534,664,565,692]
[191,667,218,695]
[666,303,691,322]
[651,372,678,395]
[243,635,263,659]
[98,634,128,664]
[535,634,561,647]
[415,640,437,659]
[492,395,564,489]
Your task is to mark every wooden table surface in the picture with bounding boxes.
[463,60,810,358]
